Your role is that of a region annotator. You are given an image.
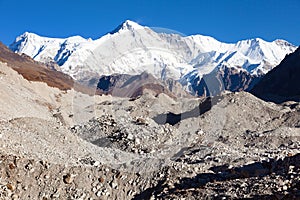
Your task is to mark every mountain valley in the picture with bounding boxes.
[0,20,299,199]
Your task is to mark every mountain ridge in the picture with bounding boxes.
[9,20,297,96]
[0,42,96,95]
[251,47,300,103]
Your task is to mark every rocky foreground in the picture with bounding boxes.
[0,61,299,199]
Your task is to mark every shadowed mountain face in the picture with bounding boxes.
[96,66,262,98]
[96,72,191,98]
[189,66,261,97]
[251,47,300,103]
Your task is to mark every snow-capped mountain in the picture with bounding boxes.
[10,20,297,93]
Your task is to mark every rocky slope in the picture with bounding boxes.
[252,47,300,103]
[0,59,299,199]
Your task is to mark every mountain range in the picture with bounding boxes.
[1,20,300,200]
[9,20,297,96]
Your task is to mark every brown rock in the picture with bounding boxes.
[99,177,105,183]
[8,163,16,170]
[6,183,15,191]
[63,173,75,184]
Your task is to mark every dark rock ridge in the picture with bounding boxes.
[96,66,262,98]
[251,47,300,103]
[96,72,191,98]
[187,65,261,97]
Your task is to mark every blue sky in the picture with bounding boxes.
[0,0,299,45]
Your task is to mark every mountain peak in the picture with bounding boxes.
[122,20,141,27]
[9,32,33,52]
[17,32,38,40]
[110,20,144,34]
